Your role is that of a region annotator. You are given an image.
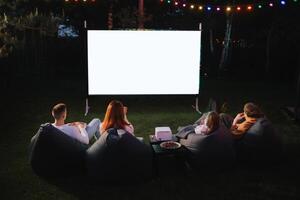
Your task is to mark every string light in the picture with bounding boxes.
[157,0,300,13]
[281,0,286,5]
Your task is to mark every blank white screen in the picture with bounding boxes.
[88,30,200,95]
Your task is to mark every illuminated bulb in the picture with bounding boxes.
[269,3,274,7]
[167,0,171,4]
[174,1,178,6]
[190,5,195,9]
[247,6,252,10]
[280,1,286,5]
[198,6,203,10]
[217,7,221,11]
[207,6,212,11]
[237,6,241,11]
[226,7,231,11]
[258,5,262,8]
[182,3,186,7]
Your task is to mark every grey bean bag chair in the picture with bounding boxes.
[234,118,282,164]
[179,125,236,171]
[29,123,88,177]
[86,128,153,183]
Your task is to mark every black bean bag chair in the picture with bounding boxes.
[29,123,88,177]
[179,125,236,171]
[86,128,153,183]
[234,118,283,164]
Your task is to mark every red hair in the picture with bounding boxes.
[101,100,130,133]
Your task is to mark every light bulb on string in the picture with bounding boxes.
[280,1,286,5]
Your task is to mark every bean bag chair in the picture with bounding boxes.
[86,128,153,183]
[29,123,88,177]
[179,125,236,171]
[234,118,282,164]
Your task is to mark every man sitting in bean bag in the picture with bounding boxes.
[29,103,101,177]
[219,102,282,164]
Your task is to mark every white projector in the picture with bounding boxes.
[155,127,172,141]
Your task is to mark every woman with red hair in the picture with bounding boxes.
[100,100,134,135]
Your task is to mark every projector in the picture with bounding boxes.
[155,127,172,141]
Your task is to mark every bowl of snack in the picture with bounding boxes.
[160,141,181,150]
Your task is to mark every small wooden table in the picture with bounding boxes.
[149,135,188,177]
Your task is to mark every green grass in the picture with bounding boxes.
[1,79,300,200]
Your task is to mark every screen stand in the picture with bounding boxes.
[84,98,89,116]
[192,96,202,115]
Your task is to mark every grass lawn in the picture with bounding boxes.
[1,79,300,200]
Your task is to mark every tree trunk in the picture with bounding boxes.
[219,12,233,71]
[108,4,113,30]
[138,0,144,29]
[265,23,275,75]
[295,52,300,121]
[209,29,214,54]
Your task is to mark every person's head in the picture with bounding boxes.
[52,103,67,121]
[243,102,264,118]
[101,100,129,133]
[205,111,220,134]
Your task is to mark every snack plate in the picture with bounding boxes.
[160,141,181,149]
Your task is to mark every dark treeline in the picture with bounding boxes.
[1,0,300,95]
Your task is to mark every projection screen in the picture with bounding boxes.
[88,30,201,95]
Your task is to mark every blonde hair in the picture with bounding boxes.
[205,111,220,134]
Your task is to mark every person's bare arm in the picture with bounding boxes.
[232,113,245,126]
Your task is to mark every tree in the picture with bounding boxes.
[0,0,63,57]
